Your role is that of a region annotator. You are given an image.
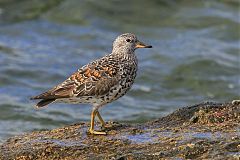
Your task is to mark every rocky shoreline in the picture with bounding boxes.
[0,101,239,160]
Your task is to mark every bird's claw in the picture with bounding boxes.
[88,129,106,135]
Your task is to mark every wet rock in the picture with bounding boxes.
[224,142,240,152]
[0,101,239,160]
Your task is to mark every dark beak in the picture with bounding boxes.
[135,40,152,49]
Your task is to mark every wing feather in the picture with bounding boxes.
[31,56,120,100]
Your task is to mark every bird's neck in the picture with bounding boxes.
[111,47,135,59]
[110,49,137,66]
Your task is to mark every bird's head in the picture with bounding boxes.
[112,33,152,54]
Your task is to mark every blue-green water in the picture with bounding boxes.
[0,0,239,143]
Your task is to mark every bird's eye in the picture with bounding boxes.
[126,39,131,42]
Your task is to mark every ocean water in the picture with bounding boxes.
[0,0,239,143]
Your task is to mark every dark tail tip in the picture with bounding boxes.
[35,99,55,108]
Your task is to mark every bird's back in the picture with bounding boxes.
[31,53,138,107]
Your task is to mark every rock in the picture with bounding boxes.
[0,101,239,160]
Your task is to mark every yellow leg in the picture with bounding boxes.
[89,108,106,135]
[96,111,114,129]
[96,111,106,127]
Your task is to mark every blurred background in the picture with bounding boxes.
[0,0,239,143]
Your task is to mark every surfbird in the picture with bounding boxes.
[31,33,152,135]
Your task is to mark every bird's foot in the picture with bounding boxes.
[88,129,106,135]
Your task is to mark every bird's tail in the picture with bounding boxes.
[33,99,55,108]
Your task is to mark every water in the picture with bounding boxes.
[0,0,239,143]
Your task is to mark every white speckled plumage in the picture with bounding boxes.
[31,33,152,134]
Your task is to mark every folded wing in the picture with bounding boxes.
[31,59,119,107]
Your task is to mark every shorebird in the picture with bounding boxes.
[31,33,152,135]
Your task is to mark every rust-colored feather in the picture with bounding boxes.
[31,56,120,101]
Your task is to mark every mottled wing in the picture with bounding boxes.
[30,81,75,100]
[71,60,120,97]
[31,57,119,100]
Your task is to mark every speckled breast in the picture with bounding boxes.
[103,58,138,103]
